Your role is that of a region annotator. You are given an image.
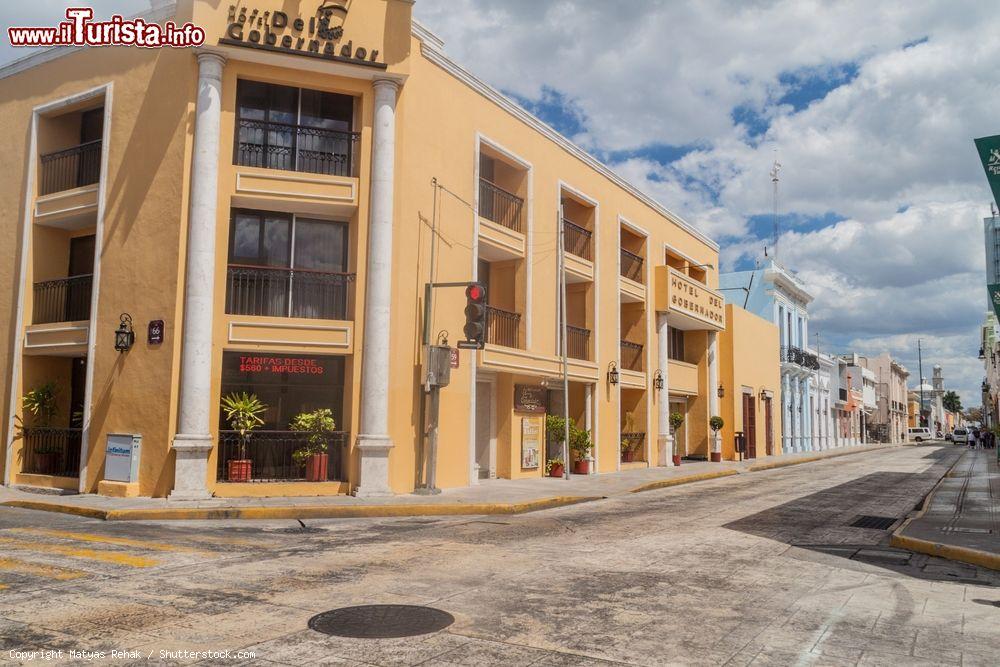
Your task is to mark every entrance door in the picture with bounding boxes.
[764,396,774,455]
[69,357,87,428]
[475,381,493,479]
[66,235,95,321]
[669,399,687,458]
[742,393,757,458]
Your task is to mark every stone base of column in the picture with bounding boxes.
[656,434,675,467]
[354,434,394,498]
[169,434,213,501]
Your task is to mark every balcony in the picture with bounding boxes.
[32,275,92,324]
[20,427,82,478]
[563,219,593,261]
[235,118,359,178]
[225,265,354,321]
[39,141,101,196]
[620,340,644,372]
[620,248,644,283]
[485,305,521,349]
[216,430,347,483]
[479,178,525,233]
[566,325,591,361]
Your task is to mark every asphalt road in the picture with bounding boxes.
[0,444,997,666]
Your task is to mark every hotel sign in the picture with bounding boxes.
[220,2,385,69]
[974,134,1000,207]
[666,268,725,328]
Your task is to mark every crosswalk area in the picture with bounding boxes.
[0,526,264,593]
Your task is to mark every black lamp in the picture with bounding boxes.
[114,313,135,353]
[717,383,725,398]
[653,369,664,391]
[608,361,619,385]
[759,388,767,402]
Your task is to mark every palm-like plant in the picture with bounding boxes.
[22,383,58,428]
[220,392,267,460]
[289,408,336,465]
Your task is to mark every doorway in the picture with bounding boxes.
[669,398,687,458]
[474,380,494,479]
[764,395,774,455]
[69,357,87,429]
[742,391,757,459]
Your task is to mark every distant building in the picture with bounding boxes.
[861,353,910,443]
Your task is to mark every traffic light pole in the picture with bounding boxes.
[558,205,571,480]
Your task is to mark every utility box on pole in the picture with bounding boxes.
[423,345,452,388]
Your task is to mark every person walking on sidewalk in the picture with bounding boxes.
[969,429,978,449]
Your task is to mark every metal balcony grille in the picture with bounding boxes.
[566,325,591,361]
[620,340,644,371]
[562,219,593,261]
[20,428,82,477]
[217,430,348,483]
[235,118,359,177]
[32,275,93,324]
[478,178,525,233]
[620,248,644,282]
[226,265,354,320]
[485,305,521,348]
[39,140,101,195]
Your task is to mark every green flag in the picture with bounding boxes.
[974,135,1000,205]
[989,283,1000,322]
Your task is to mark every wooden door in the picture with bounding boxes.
[743,393,757,458]
[764,397,774,455]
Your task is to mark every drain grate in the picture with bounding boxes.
[849,515,898,530]
[308,605,455,639]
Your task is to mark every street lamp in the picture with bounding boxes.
[717,383,725,399]
[652,369,664,391]
[114,313,135,353]
[607,361,619,386]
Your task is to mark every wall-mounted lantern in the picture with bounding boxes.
[608,361,619,386]
[653,369,664,391]
[717,383,725,399]
[114,313,135,353]
[759,388,768,402]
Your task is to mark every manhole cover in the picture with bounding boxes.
[308,605,455,639]
[850,515,897,530]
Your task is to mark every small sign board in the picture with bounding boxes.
[449,348,459,369]
[521,417,540,469]
[456,340,483,350]
[148,320,164,345]
[514,384,546,413]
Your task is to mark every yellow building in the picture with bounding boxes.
[717,304,782,461]
[0,0,731,499]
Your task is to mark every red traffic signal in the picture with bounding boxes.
[466,283,486,302]
[462,282,487,348]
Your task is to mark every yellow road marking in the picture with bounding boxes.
[7,528,204,554]
[0,538,158,568]
[0,557,86,581]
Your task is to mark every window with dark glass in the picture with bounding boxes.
[668,326,685,362]
[234,79,356,176]
[225,209,351,320]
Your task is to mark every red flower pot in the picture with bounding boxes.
[306,453,329,482]
[548,464,564,478]
[710,452,722,463]
[672,455,682,466]
[227,459,252,483]
[622,449,635,463]
[573,459,590,475]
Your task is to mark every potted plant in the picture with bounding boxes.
[569,425,592,474]
[220,392,267,483]
[545,457,565,478]
[709,415,724,462]
[289,408,337,482]
[620,413,638,463]
[19,383,59,474]
[669,411,685,466]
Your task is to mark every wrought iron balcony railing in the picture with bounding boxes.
[478,178,525,233]
[235,118,359,177]
[620,340,644,372]
[566,324,591,361]
[620,432,646,462]
[620,248,644,283]
[20,427,82,477]
[39,140,101,196]
[225,265,354,320]
[562,219,593,261]
[217,430,348,483]
[32,274,93,324]
[485,305,521,349]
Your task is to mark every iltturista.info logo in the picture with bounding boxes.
[7,7,205,49]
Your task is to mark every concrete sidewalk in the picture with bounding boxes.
[0,442,897,521]
[892,447,1000,571]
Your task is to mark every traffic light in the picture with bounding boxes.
[460,282,487,349]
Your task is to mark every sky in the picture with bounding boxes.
[2,1,997,408]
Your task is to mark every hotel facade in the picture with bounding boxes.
[0,0,735,499]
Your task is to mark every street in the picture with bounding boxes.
[1,444,998,666]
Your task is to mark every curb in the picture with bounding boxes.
[747,444,896,472]
[628,469,738,494]
[889,451,1000,572]
[1,495,604,522]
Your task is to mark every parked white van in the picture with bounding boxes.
[907,427,933,442]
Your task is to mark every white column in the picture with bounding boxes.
[584,383,593,473]
[782,373,791,453]
[354,78,400,498]
[170,51,225,501]
[656,313,674,466]
[707,331,721,460]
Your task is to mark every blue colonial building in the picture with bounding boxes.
[719,260,818,453]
